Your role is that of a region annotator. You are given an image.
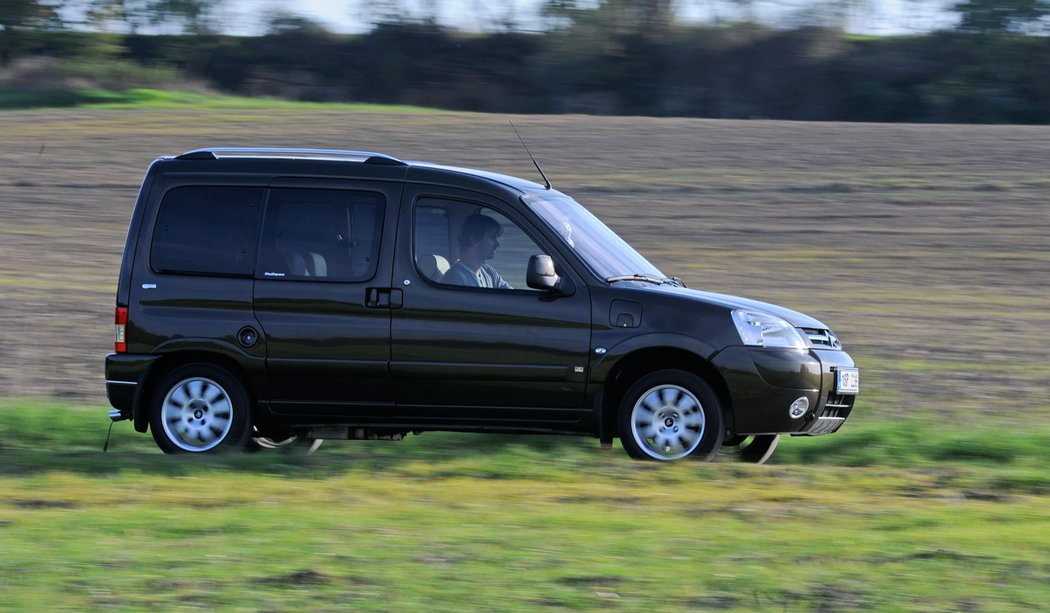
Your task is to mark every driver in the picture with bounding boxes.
[442,213,512,289]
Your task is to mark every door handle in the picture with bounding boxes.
[365,287,381,308]
[365,288,402,309]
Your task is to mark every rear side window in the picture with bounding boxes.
[257,188,385,282]
[151,186,264,276]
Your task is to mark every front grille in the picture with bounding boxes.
[822,392,854,418]
[800,327,841,349]
[804,391,855,435]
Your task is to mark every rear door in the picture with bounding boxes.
[252,178,401,415]
[131,183,267,388]
[389,184,593,427]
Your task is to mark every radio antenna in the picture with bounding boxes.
[509,120,551,190]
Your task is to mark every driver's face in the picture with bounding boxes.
[478,229,500,260]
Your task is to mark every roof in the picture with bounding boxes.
[171,148,548,193]
[175,147,406,166]
[406,161,547,192]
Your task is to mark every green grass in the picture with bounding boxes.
[3,398,1049,480]
[2,400,1049,611]
[0,88,445,112]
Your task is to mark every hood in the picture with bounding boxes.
[646,285,829,329]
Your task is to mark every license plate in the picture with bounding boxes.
[836,367,860,395]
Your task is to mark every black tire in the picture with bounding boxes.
[149,364,252,454]
[246,433,323,455]
[717,434,780,464]
[617,369,725,462]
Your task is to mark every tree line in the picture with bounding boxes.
[3,0,1050,123]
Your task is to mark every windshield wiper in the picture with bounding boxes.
[605,274,688,288]
[606,274,669,286]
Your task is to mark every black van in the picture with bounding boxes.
[105,148,858,462]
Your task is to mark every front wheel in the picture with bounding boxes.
[617,369,725,462]
[149,364,252,454]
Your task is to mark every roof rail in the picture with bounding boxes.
[175,148,406,166]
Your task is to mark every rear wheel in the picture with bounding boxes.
[618,369,724,462]
[149,364,252,454]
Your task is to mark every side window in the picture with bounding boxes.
[151,186,264,277]
[414,197,546,291]
[257,188,385,282]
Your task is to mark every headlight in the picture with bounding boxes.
[731,309,807,349]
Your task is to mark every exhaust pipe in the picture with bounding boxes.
[108,409,128,422]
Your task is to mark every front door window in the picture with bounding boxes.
[413,198,546,292]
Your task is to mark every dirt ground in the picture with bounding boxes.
[1,109,1048,422]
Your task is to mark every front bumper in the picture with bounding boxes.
[711,346,857,435]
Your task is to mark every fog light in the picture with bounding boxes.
[789,397,810,419]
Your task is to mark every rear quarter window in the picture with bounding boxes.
[150,186,265,276]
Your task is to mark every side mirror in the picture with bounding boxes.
[527,254,561,292]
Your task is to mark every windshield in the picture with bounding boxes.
[522,191,665,281]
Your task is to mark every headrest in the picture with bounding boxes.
[417,253,450,281]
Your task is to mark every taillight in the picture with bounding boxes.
[114,307,128,353]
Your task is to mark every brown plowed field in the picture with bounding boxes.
[2,109,1048,422]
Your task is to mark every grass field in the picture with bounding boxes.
[2,403,1049,612]
[1,101,1049,610]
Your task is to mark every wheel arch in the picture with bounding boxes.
[599,347,734,443]
[134,351,255,433]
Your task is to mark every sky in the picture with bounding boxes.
[221,0,958,36]
[222,0,547,35]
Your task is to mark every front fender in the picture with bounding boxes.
[589,333,718,383]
